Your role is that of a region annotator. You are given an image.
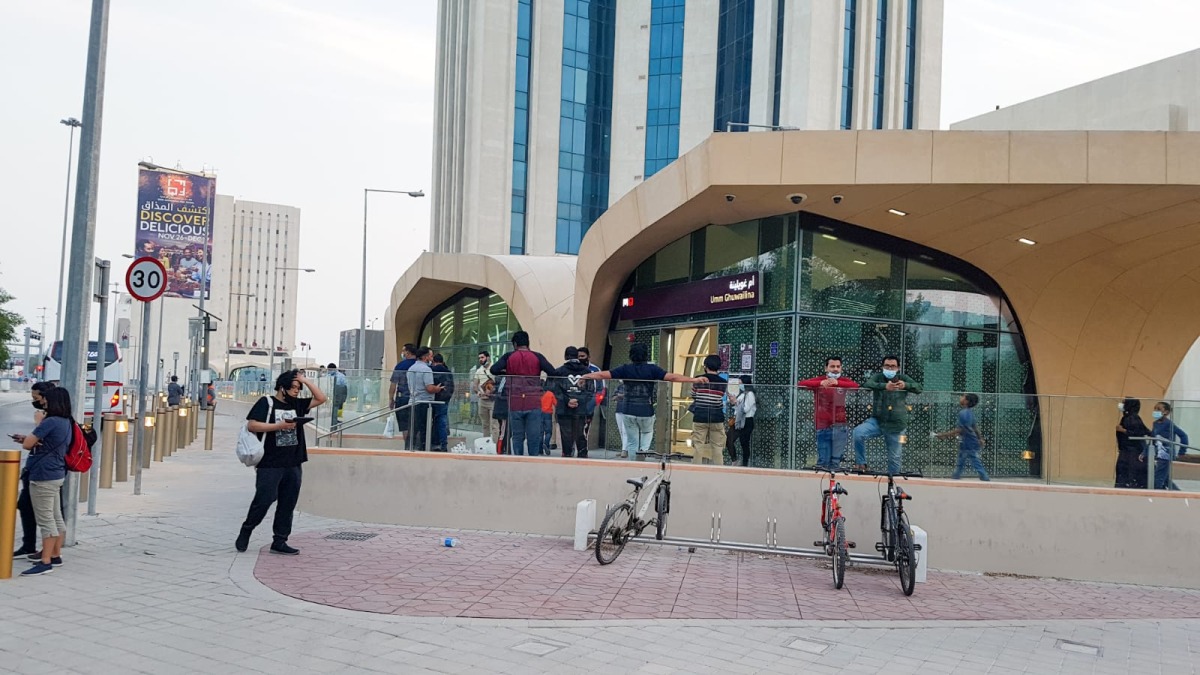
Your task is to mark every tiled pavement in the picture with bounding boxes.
[2,406,1198,674]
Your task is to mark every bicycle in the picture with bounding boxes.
[869,471,923,596]
[811,466,854,589]
[595,451,690,565]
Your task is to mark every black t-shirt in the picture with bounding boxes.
[247,395,312,468]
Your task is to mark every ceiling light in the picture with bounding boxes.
[888,208,908,217]
[822,234,838,241]
[1018,238,1036,245]
[853,260,867,265]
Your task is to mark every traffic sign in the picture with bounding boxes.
[125,256,167,302]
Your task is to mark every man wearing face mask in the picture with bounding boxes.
[852,355,923,475]
[797,357,860,470]
[12,382,57,556]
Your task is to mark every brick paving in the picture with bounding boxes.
[256,526,1200,622]
[2,405,1198,674]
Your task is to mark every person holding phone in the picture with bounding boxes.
[236,369,326,556]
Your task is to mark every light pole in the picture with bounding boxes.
[224,291,255,377]
[359,188,424,407]
[54,117,82,346]
[268,266,315,378]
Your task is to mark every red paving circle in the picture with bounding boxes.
[253,527,1200,621]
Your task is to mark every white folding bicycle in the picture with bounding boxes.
[595,451,689,565]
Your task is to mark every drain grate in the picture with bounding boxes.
[324,531,378,542]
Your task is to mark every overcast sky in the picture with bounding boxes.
[2,0,1199,370]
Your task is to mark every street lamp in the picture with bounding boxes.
[224,291,255,377]
[53,117,83,347]
[268,266,315,377]
[360,188,424,404]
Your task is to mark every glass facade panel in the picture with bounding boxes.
[771,0,785,127]
[803,229,903,319]
[420,291,519,374]
[644,0,686,178]
[557,0,616,254]
[713,0,755,132]
[703,220,759,274]
[905,260,1001,330]
[873,0,888,129]
[840,0,857,129]
[511,0,534,254]
[903,0,917,129]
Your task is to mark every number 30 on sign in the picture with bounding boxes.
[126,256,167,302]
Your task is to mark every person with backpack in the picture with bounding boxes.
[550,347,595,458]
[14,387,75,575]
[13,382,57,558]
[236,370,327,555]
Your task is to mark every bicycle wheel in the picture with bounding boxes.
[596,502,634,565]
[832,516,847,590]
[896,512,916,596]
[655,484,670,540]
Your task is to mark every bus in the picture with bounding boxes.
[43,340,125,418]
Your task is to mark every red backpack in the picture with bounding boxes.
[65,422,94,473]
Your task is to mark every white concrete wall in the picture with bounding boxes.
[302,448,1200,589]
[525,0,565,257]
[607,0,652,205]
[677,0,720,157]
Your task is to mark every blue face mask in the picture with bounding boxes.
[882,369,897,379]
[1152,410,1164,420]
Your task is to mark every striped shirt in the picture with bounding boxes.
[691,374,727,424]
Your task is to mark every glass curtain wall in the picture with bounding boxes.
[419,291,520,375]
[644,0,686,178]
[713,0,756,132]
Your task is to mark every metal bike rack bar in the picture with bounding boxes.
[588,527,895,568]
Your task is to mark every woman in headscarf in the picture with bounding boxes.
[1115,398,1149,489]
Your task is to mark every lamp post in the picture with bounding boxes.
[359,188,424,408]
[53,117,82,347]
[224,291,255,377]
[268,266,315,378]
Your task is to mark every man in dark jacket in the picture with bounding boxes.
[551,347,594,458]
[490,331,556,456]
[431,354,455,452]
[852,355,923,475]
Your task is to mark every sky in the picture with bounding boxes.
[2,0,1199,369]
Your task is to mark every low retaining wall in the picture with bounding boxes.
[301,448,1200,589]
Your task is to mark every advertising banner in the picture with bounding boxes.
[135,167,216,299]
[618,271,761,322]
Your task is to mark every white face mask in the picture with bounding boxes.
[882,369,898,379]
[1117,403,1125,413]
[827,372,839,379]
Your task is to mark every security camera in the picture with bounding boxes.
[724,194,736,202]
[832,194,844,205]
[787,193,807,206]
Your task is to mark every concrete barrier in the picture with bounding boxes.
[301,448,1200,589]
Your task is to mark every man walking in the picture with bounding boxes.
[167,375,185,407]
[797,357,859,469]
[490,331,556,456]
[690,355,728,465]
[237,370,327,555]
[407,347,445,451]
[852,355,923,475]
[388,344,417,447]
[327,363,348,429]
[473,351,496,439]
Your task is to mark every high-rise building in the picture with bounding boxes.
[429,0,944,257]
[124,196,303,386]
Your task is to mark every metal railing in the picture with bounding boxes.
[316,400,446,452]
[1127,436,1199,491]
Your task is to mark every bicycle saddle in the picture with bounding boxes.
[626,477,646,489]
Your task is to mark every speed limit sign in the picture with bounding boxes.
[125,256,168,302]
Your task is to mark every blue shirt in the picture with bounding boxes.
[26,416,71,481]
[331,370,347,387]
[1152,418,1189,459]
[390,358,416,400]
[957,408,980,451]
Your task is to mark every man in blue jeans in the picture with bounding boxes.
[490,331,556,456]
[852,355,922,475]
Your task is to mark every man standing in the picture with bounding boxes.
[327,363,348,429]
[473,351,496,439]
[576,346,604,447]
[388,344,417,447]
[551,347,594,458]
[583,343,701,458]
[690,355,728,465]
[237,370,327,555]
[852,355,923,475]
[407,347,445,451]
[167,375,185,407]
[490,331,556,456]
[431,354,455,451]
[797,357,859,469]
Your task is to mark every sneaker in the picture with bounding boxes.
[235,528,251,553]
[21,563,54,577]
[27,551,42,561]
[269,542,300,556]
[50,557,63,566]
[13,546,36,557]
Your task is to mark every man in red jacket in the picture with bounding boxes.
[490,331,557,456]
[797,357,859,470]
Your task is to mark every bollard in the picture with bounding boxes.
[912,525,928,584]
[153,407,166,462]
[164,406,176,458]
[205,406,215,451]
[190,401,198,443]
[574,499,596,551]
[99,414,116,489]
[113,416,129,482]
[1,449,21,579]
[141,413,155,469]
[177,404,187,450]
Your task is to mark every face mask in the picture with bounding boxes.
[882,369,897,379]
[827,372,839,379]
[1152,410,1164,420]
[1117,403,1124,413]
[32,400,44,410]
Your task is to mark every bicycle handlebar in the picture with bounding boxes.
[854,469,924,479]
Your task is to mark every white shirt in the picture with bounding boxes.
[738,391,757,418]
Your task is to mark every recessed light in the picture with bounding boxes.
[888,208,908,217]
[853,260,867,265]
[1018,238,1036,245]
[822,234,838,241]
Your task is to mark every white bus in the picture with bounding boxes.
[43,340,125,418]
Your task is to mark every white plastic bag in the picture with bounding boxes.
[235,397,273,467]
[383,414,395,439]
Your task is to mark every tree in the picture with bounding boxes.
[0,286,23,368]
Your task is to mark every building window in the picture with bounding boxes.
[556,0,617,254]
[418,291,520,374]
[902,0,917,129]
[511,0,534,255]
[840,0,857,129]
[771,0,785,127]
[644,0,686,178]
[713,0,755,133]
[872,0,888,129]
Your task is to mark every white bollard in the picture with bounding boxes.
[911,525,928,583]
[575,499,597,551]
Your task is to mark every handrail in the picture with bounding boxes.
[316,400,447,450]
[1128,436,1200,454]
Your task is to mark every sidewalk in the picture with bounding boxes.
[2,407,1197,674]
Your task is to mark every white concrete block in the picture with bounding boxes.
[911,524,928,584]
[574,499,597,551]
